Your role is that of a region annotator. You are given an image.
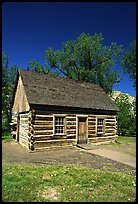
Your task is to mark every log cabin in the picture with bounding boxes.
[10,69,120,152]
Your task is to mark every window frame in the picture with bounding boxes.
[53,115,66,135]
[96,117,105,136]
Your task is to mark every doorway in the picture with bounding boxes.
[77,117,87,144]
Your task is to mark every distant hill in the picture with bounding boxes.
[110,90,135,104]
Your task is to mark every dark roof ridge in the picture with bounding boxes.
[18,68,103,90]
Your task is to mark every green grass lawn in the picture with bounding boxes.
[2,164,136,202]
[118,136,136,143]
[2,131,13,143]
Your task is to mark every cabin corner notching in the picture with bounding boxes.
[11,69,119,152]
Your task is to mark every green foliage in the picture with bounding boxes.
[120,40,136,88]
[115,93,136,136]
[28,57,58,76]
[2,131,13,142]
[2,164,136,202]
[45,32,122,93]
[2,52,18,130]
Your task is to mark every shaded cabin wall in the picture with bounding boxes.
[12,75,30,113]
[19,113,29,149]
[11,76,30,148]
[28,108,118,151]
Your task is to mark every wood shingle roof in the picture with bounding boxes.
[18,69,119,111]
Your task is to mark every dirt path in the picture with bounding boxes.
[84,149,136,168]
[77,143,136,168]
[2,140,136,176]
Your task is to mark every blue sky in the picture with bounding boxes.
[2,2,136,96]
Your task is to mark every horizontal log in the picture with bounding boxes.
[89,138,116,144]
[105,133,116,136]
[88,135,96,138]
[105,119,116,122]
[35,116,53,121]
[106,115,116,119]
[33,121,53,125]
[66,122,76,126]
[88,126,96,130]
[33,126,53,131]
[34,120,53,125]
[33,123,53,127]
[66,130,76,134]
[66,126,76,130]
[105,122,115,126]
[53,135,67,139]
[35,114,53,117]
[89,116,96,119]
[66,135,76,139]
[105,129,116,133]
[66,116,76,118]
[93,135,117,139]
[34,139,75,148]
[34,136,53,141]
[34,130,53,135]
[66,114,76,117]
[88,119,96,122]
[34,134,53,138]
[105,125,116,129]
[89,115,115,118]
[88,122,96,126]
[88,130,96,134]
[66,133,76,137]
[66,118,76,121]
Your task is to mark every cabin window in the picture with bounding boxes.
[55,117,65,134]
[97,118,104,134]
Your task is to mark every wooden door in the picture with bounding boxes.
[16,114,20,142]
[78,117,87,144]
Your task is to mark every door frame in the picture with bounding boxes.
[76,115,88,144]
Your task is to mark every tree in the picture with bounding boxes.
[27,58,59,76]
[120,40,136,88]
[2,52,18,130]
[115,93,136,136]
[45,32,122,93]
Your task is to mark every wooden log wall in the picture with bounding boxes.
[19,113,29,149]
[33,111,54,150]
[88,114,118,144]
[31,111,77,151]
[104,115,117,137]
[11,109,118,151]
[26,109,118,151]
[66,115,76,139]
[88,116,96,138]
